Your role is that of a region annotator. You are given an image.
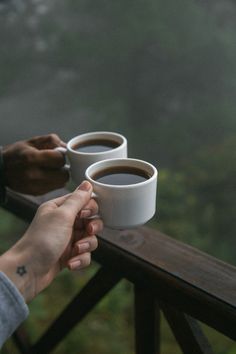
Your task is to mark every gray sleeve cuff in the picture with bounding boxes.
[0,271,29,348]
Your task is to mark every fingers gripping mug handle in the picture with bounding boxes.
[54,147,70,171]
[90,192,101,220]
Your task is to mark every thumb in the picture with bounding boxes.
[59,181,93,218]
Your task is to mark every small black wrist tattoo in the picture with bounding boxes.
[16,266,27,276]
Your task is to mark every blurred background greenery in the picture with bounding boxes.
[0,0,235,352]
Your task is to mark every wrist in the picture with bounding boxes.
[0,246,36,303]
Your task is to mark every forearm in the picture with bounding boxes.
[0,246,36,303]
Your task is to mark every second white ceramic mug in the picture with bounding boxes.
[58,131,128,185]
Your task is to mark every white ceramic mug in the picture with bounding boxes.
[85,158,158,229]
[58,131,128,185]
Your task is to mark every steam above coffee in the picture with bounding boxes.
[72,139,120,153]
[92,166,151,185]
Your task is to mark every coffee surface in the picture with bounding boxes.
[73,139,120,153]
[92,166,150,185]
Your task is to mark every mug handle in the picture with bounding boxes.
[55,148,100,218]
[81,192,101,223]
[91,192,97,199]
[54,147,70,170]
[55,146,67,154]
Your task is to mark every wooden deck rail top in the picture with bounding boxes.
[2,188,236,353]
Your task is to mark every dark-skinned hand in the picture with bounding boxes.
[2,134,69,195]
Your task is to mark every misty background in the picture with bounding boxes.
[0,0,235,261]
[0,1,236,352]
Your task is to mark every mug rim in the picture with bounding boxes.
[67,131,127,156]
[85,158,158,189]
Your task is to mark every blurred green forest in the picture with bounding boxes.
[0,0,235,352]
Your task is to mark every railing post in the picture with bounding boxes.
[134,285,161,354]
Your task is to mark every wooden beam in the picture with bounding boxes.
[94,229,236,340]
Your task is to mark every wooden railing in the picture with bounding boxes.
[3,188,236,354]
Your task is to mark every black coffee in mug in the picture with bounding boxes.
[92,166,151,185]
[72,139,120,153]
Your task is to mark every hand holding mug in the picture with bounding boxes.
[0,181,103,303]
[2,134,69,195]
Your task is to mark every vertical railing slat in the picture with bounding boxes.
[134,285,161,354]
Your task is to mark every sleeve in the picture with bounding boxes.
[0,146,6,205]
[0,271,29,348]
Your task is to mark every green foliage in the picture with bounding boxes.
[151,135,236,263]
[184,136,236,262]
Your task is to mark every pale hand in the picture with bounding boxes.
[0,181,103,302]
